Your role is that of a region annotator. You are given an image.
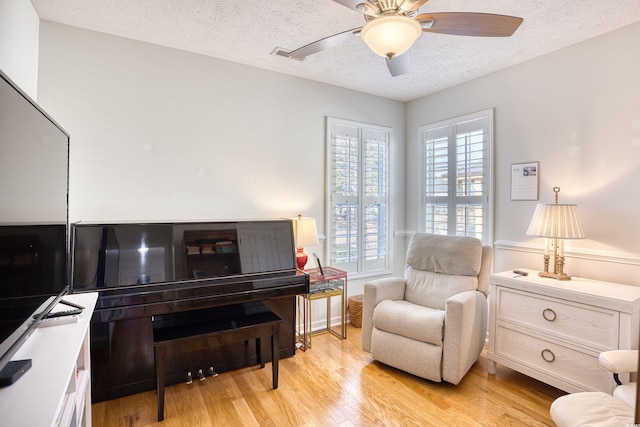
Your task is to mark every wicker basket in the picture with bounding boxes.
[348,294,364,328]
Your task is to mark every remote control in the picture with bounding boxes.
[513,269,528,276]
[39,315,79,327]
[46,308,82,318]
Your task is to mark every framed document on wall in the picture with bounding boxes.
[511,161,539,200]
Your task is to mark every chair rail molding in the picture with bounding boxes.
[393,230,416,238]
[494,240,640,267]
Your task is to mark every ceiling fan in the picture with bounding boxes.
[278,0,523,76]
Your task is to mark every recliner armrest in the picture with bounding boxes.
[364,277,406,304]
[442,290,488,384]
[361,277,406,352]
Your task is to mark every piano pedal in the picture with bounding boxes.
[208,366,219,378]
[197,369,206,381]
[186,371,193,384]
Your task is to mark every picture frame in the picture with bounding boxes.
[511,161,539,201]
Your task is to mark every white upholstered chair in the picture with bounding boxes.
[550,349,638,426]
[361,233,492,384]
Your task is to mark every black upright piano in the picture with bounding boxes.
[71,219,309,402]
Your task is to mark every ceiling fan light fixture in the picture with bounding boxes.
[361,15,422,58]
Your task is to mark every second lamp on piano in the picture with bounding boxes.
[292,214,319,270]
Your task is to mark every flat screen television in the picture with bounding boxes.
[0,69,70,384]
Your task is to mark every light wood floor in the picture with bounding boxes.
[92,325,566,426]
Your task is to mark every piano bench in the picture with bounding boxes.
[153,311,282,421]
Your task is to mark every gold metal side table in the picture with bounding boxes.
[296,266,347,350]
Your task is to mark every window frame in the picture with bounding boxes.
[325,117,392,277]
[418,109,494,245]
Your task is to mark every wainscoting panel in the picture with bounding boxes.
[493,240,640,287]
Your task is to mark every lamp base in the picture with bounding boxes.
[538,254,572,280]
[296,247,308,270]
[538,271,571,281]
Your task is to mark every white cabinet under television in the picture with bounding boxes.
[0,292,97,427]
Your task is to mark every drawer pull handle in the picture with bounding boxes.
[541,349,556,363]
[542,308,556,322]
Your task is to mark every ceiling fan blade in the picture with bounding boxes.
[287,27,362,60]
[417,12,523,37]
[385,51,411,76]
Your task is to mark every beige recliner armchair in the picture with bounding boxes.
[361,233,492,384]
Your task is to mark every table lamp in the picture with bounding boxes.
[293,214,318,270]
[526,187,585,280]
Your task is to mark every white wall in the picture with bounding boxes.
[36,22,408,299]
[18,13,640,309]
[0,0,40,99]
[406,22,640,286]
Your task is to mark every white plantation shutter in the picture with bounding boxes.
[331,123,359,270]
[423,125,450,234]
[328,118,390,274]
[421,110,493,244]
[362,129,387,271]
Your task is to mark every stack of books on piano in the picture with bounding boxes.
[215,241,236,253]
[185,245,200,255]
[200,243,215,254]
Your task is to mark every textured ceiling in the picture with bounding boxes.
[30,0,640,102]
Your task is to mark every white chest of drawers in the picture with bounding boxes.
[487,269,640,393]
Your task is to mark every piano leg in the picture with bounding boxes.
[256,337,263,368]
[272,322,279,389]
[154,344,166,421]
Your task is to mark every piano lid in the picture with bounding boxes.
[71,220,298,292]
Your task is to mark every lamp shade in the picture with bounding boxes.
[526,204,586,239]
[293,216,319,247]
[361,15,422,58]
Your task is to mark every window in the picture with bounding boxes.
[327,118,391,275]
[420,110,493,244]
